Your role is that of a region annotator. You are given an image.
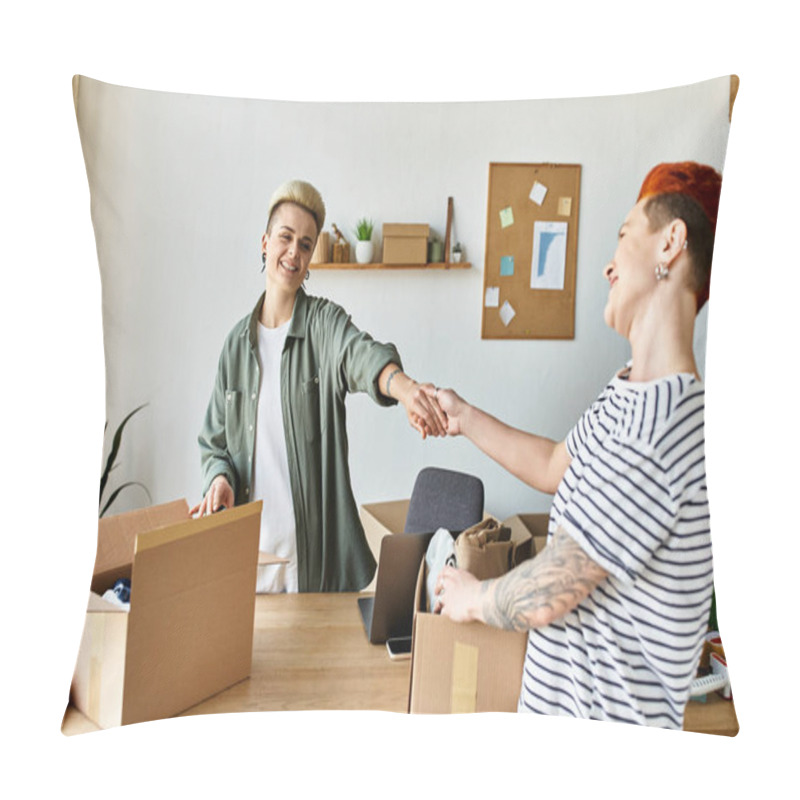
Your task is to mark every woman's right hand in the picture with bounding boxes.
[189,475,234,517]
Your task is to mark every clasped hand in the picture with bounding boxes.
[403,384,466,439]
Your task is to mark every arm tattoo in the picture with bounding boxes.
[481,527,608,631]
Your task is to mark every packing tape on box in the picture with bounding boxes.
[450,641,479,713]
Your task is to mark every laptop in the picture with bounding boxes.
[358,531,435,644]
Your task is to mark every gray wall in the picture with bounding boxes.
[75,75,732,520]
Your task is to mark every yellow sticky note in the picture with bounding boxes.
[499,206,514,228]
[558,196,572,216]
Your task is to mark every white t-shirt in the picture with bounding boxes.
[251,320,298,593]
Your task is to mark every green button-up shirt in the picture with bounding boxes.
[198,289,402,592]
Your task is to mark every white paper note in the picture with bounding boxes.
[484,287,500,308]
[530,180,548,205]
[499,300,516,327]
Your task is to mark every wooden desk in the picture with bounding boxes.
[61,592,738,735]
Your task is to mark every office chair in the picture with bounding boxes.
[404,466,484,534]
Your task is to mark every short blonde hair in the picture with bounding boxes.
[266,179,326,235]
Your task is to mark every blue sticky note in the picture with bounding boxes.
[500,255,515,276]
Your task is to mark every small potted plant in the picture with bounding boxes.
[452,242,464,263]
[354,218,374,264]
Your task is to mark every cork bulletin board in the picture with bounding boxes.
[481,163,581,339]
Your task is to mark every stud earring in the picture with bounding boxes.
[655,262,669,281]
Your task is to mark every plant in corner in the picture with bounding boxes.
[353,217,375,264]
[99,403,152,517]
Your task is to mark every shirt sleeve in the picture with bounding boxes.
[557,433,679,584]
[319,302,403,406]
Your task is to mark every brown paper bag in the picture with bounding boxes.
[454,518,513,580]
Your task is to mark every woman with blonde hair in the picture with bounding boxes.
[432,162,723,729]
[193,179,447,593]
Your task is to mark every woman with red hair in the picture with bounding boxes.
[431,162,723,729]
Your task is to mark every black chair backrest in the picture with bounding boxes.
[404,467,484,534]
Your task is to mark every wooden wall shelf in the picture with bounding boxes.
[311,262,471,271]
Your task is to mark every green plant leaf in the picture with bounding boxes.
[101,480,153,517]
[99,403,148,506]
[354,217,374,241]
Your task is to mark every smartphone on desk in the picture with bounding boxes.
[386,636,412,661]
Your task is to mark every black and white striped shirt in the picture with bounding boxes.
[518,368,713,729]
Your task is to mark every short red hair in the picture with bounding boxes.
[638,162,722,234]
[638,162,722,311]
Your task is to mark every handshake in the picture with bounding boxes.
[398,383,467,441]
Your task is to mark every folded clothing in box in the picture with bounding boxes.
[454,517,514,580]
[423,517,518,612]
[101,578,131,609]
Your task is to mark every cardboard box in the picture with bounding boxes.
[405,513,549,713]
[359,498,506,592]
[382,223,429,264]
[360,503,547,711]
[360,498,411,564]
[408,558,527,713]
[503,513,550,562]
[359,499,411,593]
[70,499,262,728]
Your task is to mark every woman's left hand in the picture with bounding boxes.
[434,564,482,622]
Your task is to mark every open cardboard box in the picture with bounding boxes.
[408,556,528,713]
[406,512,550,714]
[359,499,501,593]
[360,501,546,573]
[360,499,412,566]
[504,513,550,560]
[70,499,263,728]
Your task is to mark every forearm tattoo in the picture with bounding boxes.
[481,527,608,631]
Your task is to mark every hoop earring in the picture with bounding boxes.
[304,270,310,282]
[655,262,669,281]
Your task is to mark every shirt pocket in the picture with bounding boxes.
[300,375,321,443]
[224,389,245,452]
